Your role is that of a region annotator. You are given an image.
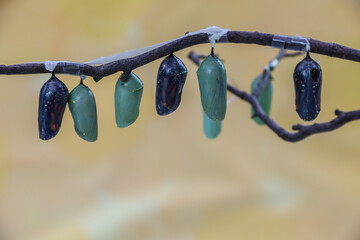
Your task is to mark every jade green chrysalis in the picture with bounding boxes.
[197,53,227,121]
[203,111,222,139]
[115,72,144,128]
[251,74,273,125]
[68,83,98,142]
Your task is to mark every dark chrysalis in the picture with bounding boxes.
[156,54,188,115]
[293,52,322,121]
[38,74,69,140]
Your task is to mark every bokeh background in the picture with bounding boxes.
[0,0,360,239]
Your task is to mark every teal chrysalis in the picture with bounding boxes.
[293,53,322,121]
[38,74,69,140]
[196,51,227,121]
[156,54,187,115]
[251,74,273,125]
[203,111,222,139]
[115,72,144,128]
[68,82,98,142]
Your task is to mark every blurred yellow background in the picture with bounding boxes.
[0,0,360,239]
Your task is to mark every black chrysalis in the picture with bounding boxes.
[156,54,187,116]
[293,53,322,121]
[38,74,69,140]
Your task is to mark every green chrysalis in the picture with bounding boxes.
[196,53,227,121]
[251,74,273,125]
[203,111,222,139]
[114,72,144,128]
[68,83,98,142]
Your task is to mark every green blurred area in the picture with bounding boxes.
[0,0,360,239]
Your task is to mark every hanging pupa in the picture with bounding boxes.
[156,53,187,115]
[196,51,227,121]
[293,52,322,121]
[251,74,273,125]
[115,72,144,128]
[68,81,98,142]
[38,74,69,140]
[203,111,222,139]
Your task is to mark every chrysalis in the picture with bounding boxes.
[251,74,273,125]
[115,72,144,128]
[196,52,227,121]
[38,74,69,140]
[156,54,187,116]
[203,111,222,139]
[293,53,322,121]
[68,82,98,142]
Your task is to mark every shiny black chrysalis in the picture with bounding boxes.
[38,74,69,140]
[293,53,322,121]
[156,53,187,115]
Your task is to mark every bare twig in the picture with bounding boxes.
[251,50,304,98]
[252,49,282,98]
[188,50,360,142]
[0,28,359,82]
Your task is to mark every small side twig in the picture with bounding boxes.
[252,49,303,98]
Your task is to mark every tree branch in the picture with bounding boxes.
[0,27,359,82]
[188,50,360,142]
